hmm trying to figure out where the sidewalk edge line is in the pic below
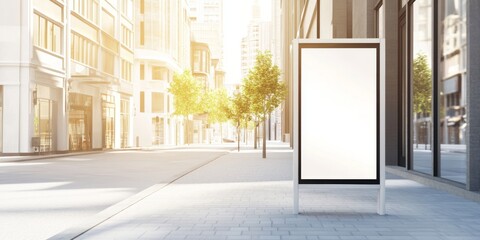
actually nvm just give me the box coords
[47,151,229,240]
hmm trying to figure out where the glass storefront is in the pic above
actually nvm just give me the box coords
[152,117,164,145]
[439,0,467,183]
[411,0,434,175]
[102,94,115,149]
[69,93,92,151]
[120,98,130,148]
[34,98,55,152]
[406,0,468,184]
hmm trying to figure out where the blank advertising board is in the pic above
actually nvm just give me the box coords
[292,39,385,215]
[298,42,380,184]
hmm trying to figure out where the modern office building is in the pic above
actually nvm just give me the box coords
[0,0,135,154]
[240,1,272,80]
[133,0,191,147]
[282,0,479,191]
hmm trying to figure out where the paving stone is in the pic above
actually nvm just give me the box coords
[64,144,480,240]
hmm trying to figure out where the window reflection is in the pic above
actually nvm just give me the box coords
[439,0,467,183]
[412,0,433,175]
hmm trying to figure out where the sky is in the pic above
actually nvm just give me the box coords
[223,0,272,85]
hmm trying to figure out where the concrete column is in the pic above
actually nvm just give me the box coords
[2,85,20,153]
[467,0,480,191]
[56,87,68,152]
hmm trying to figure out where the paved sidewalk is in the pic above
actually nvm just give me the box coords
[58,143,480,240]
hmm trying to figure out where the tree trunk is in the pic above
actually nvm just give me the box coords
[254,123,258,149]
[185,118,189,145]
[237,128,241,152]
[263,118,267,158]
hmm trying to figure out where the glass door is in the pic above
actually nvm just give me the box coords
[68,93,92,151]
[102,95,115,149]
[410,0,434,175]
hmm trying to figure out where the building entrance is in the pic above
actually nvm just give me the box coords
[102,94,115,149]
[69,93,92,151]
[34,98,55,152]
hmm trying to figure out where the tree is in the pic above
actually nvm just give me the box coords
[203,88,229,125]
[168,70,203,144]
[225,91,251,152]
[244,51,286,158]
[202,88,230,143]
[412,53,432,149]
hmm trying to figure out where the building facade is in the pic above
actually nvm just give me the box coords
[282,0,480,191]
[133,0,191,147]
[0,0,134,154]
[188,0,225,144]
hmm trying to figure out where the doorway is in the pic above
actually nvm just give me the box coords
[69,93,92,151]
[102,94,115,149]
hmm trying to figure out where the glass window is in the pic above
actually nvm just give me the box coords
[140,21,145,45]
[152,117,164,145]
[102,9,115,36]
[71,32,98,68]
[102,95,115,149]
[33,13,62,54]
[439,0,467,183]
[152,66,167,80]
[122,59,132,81]
[411,0,433,175]
[140,92,145,112]
[151,92,164,113]
[193,50,201,71]
[120,99,130,148]
[140,64,145,80]
[102,50,115,75]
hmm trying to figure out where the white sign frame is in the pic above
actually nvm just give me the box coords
[292,39,386,215]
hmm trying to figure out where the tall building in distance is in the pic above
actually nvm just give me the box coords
[241,0,282,141]
[133,0,191,147]
[0,0,135,154]
[240,1,272,80]
[188,0,225,89]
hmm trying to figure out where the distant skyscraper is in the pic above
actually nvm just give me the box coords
[188,0,224,68]
[241,0,282,141]
[240,1,272,80]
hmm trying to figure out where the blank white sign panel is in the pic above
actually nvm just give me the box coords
[300,47,377,180]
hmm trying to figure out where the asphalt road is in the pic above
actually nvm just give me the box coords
[0,146,233,240]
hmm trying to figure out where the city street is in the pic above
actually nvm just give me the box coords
[0,146,234,240]
[412,149,466,183]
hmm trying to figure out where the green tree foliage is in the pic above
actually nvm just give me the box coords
[244,51,286,158]
[202,88,229,124]
[169,70,203,116]
[225,91,251,152]
[413,53,432,114]
[168,70,203,144]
